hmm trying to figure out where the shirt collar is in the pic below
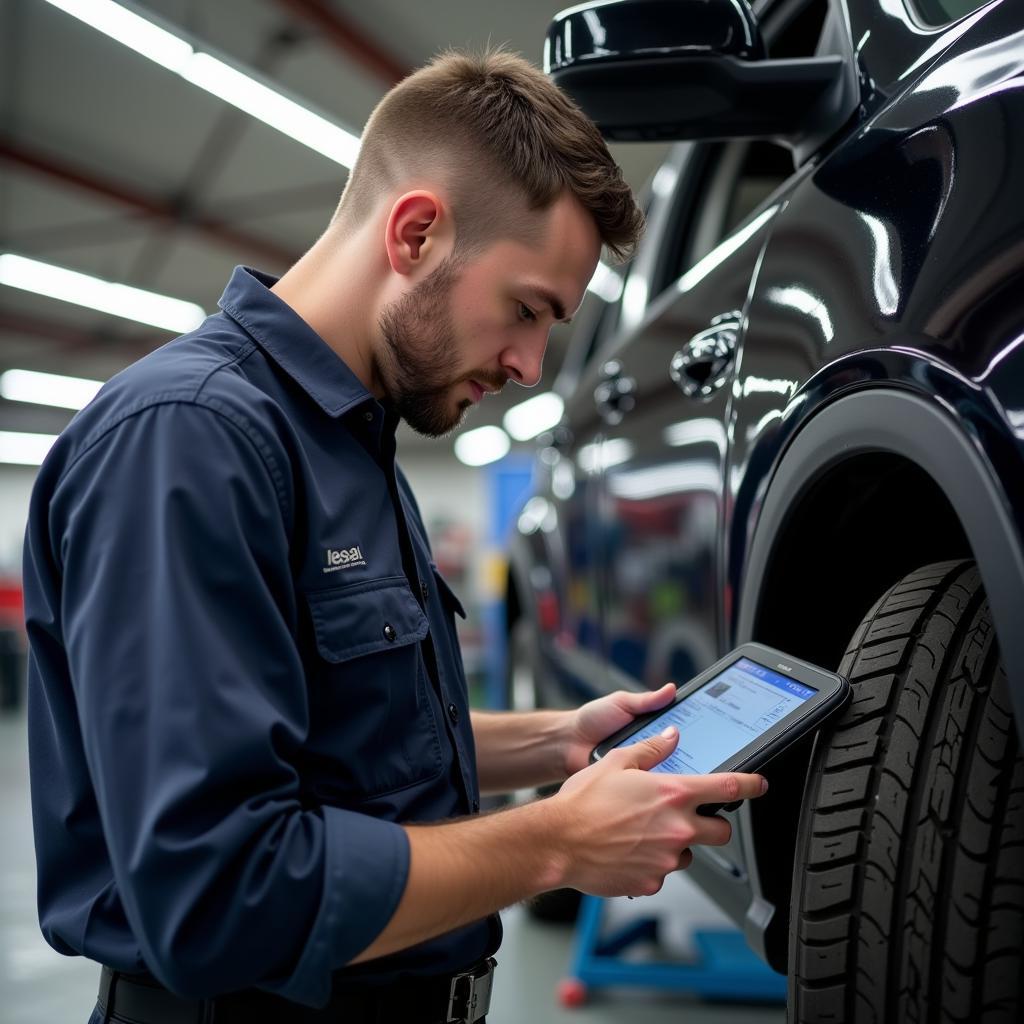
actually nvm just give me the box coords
[217,266,374,419]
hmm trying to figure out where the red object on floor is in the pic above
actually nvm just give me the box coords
[556,977,588,1008]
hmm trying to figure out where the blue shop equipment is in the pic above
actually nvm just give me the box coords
[558,893,787,1008]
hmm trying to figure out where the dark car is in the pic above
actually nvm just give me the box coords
[506,0,1024,1019]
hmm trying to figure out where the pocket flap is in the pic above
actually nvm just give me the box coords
[431,565,467,619]
[306,577,428,663]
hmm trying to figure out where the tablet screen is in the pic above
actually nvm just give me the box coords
[617,657,818,774]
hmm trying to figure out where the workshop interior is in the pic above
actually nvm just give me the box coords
[2,1,1022,1022]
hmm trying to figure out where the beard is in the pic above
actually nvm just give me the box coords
[376,255,504,437]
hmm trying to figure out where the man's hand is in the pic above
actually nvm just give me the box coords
[550,727,768,897]
[562,682,678,777]
[352,724,768,965]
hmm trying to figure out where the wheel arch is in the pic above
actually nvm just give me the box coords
[733,385,1024,970]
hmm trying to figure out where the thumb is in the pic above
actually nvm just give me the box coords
[623,682,676,715]
[621,726,678,771]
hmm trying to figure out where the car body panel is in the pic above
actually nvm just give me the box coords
[597,206,780,695]
[510,0,1024,970]
[733,382,1024,960]
[729,0,1024,668]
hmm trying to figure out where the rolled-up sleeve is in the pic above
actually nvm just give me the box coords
[51,399,409,1006]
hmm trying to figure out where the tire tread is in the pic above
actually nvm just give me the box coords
[790,561,1024,1023]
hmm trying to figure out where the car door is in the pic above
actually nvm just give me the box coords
[596,140,797,693]
[523,290,624,707]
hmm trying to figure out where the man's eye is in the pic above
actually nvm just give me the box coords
[518,302,537,323]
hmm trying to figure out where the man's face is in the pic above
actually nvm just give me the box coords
[375,192,601,438]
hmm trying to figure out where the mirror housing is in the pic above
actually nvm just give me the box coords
[544,0,855,149]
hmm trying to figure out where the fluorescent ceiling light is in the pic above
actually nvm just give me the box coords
[0,254,205,333]
[183,54,360,167]
[43,0,192,71]
[0,431,59,466]
[517,496,556,536]
[503,392,565,442]
[0,369,103,411]
[42,0,360,168]
[454,426,511,467]
[587,262,623,303]
[551,460,575,500]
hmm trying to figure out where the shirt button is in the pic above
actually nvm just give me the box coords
[447,702,460,725]
[364,410,374,422]
[420,581,429,600]
[383,623,397,642]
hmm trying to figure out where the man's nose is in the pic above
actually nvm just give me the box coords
[500,330,547,388]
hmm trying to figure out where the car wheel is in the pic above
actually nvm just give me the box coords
[507,615,584,923]
[789,560,1024,1022]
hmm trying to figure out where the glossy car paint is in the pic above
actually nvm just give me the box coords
[544,0,767,68]
[732,0,1024,694]
[509,0,1023,970]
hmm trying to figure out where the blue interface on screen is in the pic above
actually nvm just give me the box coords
[616,658,818,775]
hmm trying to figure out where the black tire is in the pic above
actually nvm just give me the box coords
[790,560,1024,1023]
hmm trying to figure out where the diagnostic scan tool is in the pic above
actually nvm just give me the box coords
[591,642,850,815]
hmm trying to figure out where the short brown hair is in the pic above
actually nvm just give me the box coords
[332,47,644,262]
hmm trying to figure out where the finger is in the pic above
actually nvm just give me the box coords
[620,683,676,714]
[692,814,732,847]
[683,771,768,803]
[617,725,678,771]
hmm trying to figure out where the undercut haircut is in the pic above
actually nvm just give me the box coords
[332,47,644,262]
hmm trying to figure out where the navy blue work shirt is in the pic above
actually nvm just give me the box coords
[23,266,500,1008]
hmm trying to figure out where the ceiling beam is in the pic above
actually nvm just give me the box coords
[0,139,299,270]
[0,310,155,364]
[274,0,409,86]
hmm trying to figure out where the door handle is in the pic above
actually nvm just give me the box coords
[594,359,636,425]
[670,311,741,398]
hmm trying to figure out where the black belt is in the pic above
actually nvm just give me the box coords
[97,958,496,1024]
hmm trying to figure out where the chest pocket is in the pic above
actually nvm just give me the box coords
[429,563,471,693]
[305,576,444,800]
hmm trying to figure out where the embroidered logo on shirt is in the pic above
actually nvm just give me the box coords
[323,546,366,573]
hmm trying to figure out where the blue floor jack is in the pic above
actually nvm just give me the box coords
[557,894,788,1008]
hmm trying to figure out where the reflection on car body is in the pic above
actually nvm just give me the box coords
[508,0,1024,1019]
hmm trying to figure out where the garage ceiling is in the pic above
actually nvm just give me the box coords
[0,0,668,451]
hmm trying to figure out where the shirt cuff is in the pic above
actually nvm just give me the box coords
[261,807,410,1007]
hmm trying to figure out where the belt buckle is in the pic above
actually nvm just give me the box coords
[447,957,496,1023]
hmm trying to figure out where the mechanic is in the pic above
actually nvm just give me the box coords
[23,49,768,1024]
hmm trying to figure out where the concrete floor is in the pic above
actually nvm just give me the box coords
[1,707,786,1024]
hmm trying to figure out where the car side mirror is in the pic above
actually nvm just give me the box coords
[544,0,855,151]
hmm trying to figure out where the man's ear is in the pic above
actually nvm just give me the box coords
[384,191,452,276]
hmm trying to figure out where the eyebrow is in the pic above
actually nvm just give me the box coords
[523,285,572,324]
